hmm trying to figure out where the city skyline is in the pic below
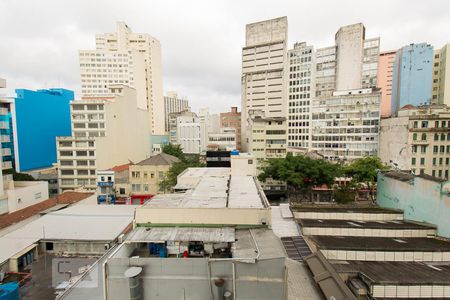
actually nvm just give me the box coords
[2,0,450,113]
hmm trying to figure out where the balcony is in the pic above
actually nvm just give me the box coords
[2,161,12,169]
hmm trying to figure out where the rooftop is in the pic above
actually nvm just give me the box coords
[333,261,450,285]
[135,153,179,166]
[298,219,436,230]
[145,174,268,209]
[310,236,450,252]
[125,227,235,243]
[0,204,135,264]
[111,163,132,172]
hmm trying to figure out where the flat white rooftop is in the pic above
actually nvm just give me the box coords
[145,175,266,209]
[0,205,135,264]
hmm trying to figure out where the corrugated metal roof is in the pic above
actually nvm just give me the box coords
[125,227,235,243]
[0,205,135,264]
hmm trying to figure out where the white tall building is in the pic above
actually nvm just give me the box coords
[164,91,189,132]
[57,85,150,193]
[287,42,315,148]
[176,113,205,154]
[241,17,288,151]
[79,22,165,134]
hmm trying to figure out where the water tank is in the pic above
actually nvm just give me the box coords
[230,150,240,156]
[0,282,19,300]
[124,267,143,300]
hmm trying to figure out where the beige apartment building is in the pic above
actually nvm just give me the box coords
[379,104,450,179]
[241,17,288,151]
[248,117,287,170]
[128,153,179,195]
[432,44,450,106]
[57,85,150,193]
[79,22,165,134]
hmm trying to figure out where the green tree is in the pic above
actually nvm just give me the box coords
[343,156,389,202]
[258,154,341,201]
[162,144,184,160]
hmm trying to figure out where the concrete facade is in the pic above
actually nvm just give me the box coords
[241,17,288,151]
[248,117,287,169]
[377,171,450,238]
[378,50,396,117]
[57,86,150,192]
[163,91,189,132]
[287,42,314,148]
[220,107,241,150]
[433,44,450,106]
[391,43,433,115]
[379,105,450,178]
[79,22,164,134]
[311,89,380,160]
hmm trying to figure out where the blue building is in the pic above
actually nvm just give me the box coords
[13,89,74,171]
[391,43,433,115]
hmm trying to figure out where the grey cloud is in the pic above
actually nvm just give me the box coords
[1,0,450,113]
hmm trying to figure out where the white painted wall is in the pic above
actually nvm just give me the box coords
[6,181,49,212]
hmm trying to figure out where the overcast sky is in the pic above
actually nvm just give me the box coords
[1,0,450,113]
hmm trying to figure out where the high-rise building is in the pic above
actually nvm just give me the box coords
[311,89,380,160]
[379,104,450,179]
[391,43,433,115]
[220,107,241,150]
[432,44,450,106]
[13,89,74,171]
[287,42,315,148]
[241,17,288,151]
[164,91,189,132]
[175,113,205,154]
[378,50,396,117]
[79,22,164,134]
[310,23,381,160]
[57,85,150,193]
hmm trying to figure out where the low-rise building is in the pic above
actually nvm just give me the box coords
[207,128,236,151]
[129,153,179,196]
[220,107,241,150]
[96,170,115,204]
[248,117,287,169]
[379,104,450,178]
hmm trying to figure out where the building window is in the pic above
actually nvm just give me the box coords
[434,133,439,141]
[421,121,428,128]
[432,157,436,166]
[411,157,416,165]
[143,184,149,192]
[413,121,418,128]
[151,172,155,179]
[412,133,417,141]
[434,146,438,153]
[131,171,140,178]
[131,184,141,192]
[421,145,427,153]
[420,157,425,165]
[432,170,436,177]
[248,159,253,164]
[421,133,427,141]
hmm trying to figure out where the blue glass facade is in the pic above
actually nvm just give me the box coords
[391,43,433,114]
[14,88,74,171]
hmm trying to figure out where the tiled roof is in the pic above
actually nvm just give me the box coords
[0,192,93,230]
[111,163,132,172]
[135,153,180,166]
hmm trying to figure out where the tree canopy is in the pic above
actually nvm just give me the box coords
[161,143,184,160]
[258,154,341,190]
[343,156,388,186]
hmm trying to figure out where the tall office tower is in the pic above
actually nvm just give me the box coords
[391,43,433,115]
[241,16,288,151]
[220,107,241,150]
[432,44,450,106]
[287,42,315,148]
[164,91,189,132]
[315,46,336,98]
[57,86,150,193]
[378,50,396,117]
[310,23,381,160]
[79,22,164,134]
[335,23,365,91]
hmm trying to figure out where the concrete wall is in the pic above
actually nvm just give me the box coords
[44,240,112,255]
[6,181,49,213]
[302,227,435,237]
[379,116,410,169]
[105,256,285,300]
[135,207,272,226]
[294,211,403,221]
[377,173,450,238]
[321,249,450,262]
